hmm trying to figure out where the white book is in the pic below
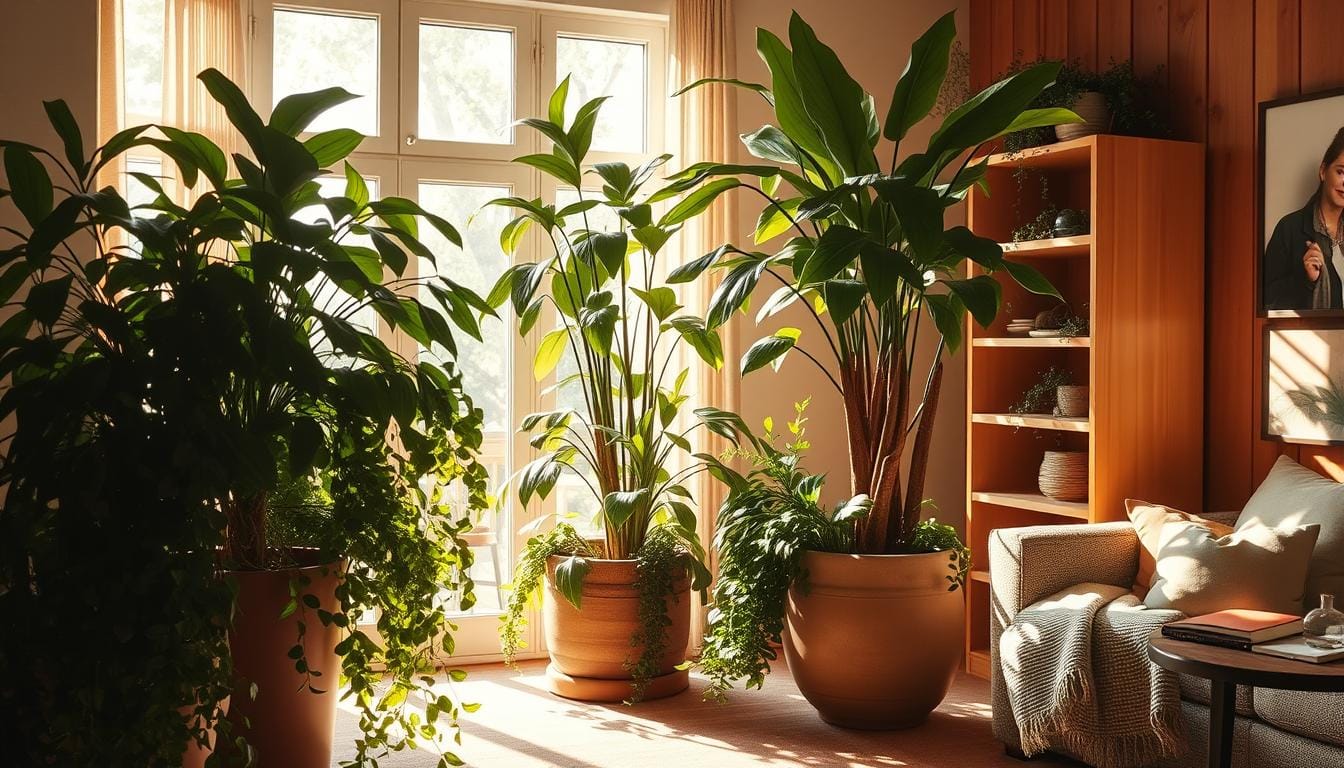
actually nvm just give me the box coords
[1252,636,1344,664]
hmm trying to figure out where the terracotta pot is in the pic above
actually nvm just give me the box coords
[180,696,227,768]
[543,555,690,702]
[224,550,344,767]
[1055,91,1111,141]
[783,550,964,729]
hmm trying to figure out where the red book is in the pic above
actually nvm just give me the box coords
[1167,609,1303,644]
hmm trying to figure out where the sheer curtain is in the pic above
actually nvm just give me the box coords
[164,0,248,193]
[672,0,737,642]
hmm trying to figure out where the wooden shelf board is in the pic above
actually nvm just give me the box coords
[970,491,1090,519]
[972,336,1090,348]
[967,649,992,679]
[972,413,1089,432]
[1000,234,1092,258]
[986,135,1094,170]
[970,570,991,584]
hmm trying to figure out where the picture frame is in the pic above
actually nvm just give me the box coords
[1262,324,1344,446]
[1259,86,1344,317]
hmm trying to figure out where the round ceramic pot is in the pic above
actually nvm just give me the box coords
[224,550,345,767]
[783,550,964,729]
[1038,450,1089,502]
[1055,91,1111,141]
[544,555,691,702]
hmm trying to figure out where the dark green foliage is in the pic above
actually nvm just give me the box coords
[0,70,487,766]
[1004,59,1170,151]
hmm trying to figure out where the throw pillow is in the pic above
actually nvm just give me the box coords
[1144,521,1320,615]
[1125,499,1235,599]
[1237,455,1344,611]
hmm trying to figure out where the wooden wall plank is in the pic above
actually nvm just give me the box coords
[1042,0,1069,59]
[971,0,994,91]
[1066,0,1097,69]
[1301,0,1344,92]
[1096,0,1131,66]
[1132,0,1169,95]
[1204,0,1253,510]
[991,0,1016,78]
[1014,0,1043,62]
[1167,0,1208,143]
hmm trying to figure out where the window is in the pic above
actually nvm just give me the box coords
[251,0,667,660]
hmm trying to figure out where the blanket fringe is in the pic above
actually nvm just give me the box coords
[1017,663,1093,756]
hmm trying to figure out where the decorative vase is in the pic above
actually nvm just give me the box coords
[1052,209,1089,237]
[1054,385,1089,418]
[1039,450,1088,502]
[223,550,345,768]
[783,550,963,729]
[543,555,691,702]
[1304,594,1344,649]
[1055,91,1111,141]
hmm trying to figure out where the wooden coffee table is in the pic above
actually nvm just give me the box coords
[1148,630,1344,768]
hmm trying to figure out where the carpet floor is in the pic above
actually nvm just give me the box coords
[332,659,1084,767]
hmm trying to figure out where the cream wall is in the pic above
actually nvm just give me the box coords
[0,1,100,244]
[729,0,970,531]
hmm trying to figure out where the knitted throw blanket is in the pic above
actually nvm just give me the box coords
[1000,583,1187,768]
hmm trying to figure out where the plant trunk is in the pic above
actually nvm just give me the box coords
[224,491,267,569]
[898,361,943,547]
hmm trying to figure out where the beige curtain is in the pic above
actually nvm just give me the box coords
[672,0,738,645]
[164,0,248,196]
[97,0,125,191]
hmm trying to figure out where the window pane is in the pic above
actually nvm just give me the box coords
[416,182,512,434]
[273,9,379,136]
[122,0,164,123]
[418,23,514,144]
[555,36,646,153]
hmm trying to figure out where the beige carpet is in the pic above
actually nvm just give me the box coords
[333,660,1083,767]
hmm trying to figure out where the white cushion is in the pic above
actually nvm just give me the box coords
[1237,456,1344,611]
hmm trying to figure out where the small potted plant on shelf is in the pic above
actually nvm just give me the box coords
[1004,59,1169,150]
[0,71,490,767]
[491,78,717,704]
[674,12,1069,728]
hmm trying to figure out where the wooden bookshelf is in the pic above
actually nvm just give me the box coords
[963,134,1205,679]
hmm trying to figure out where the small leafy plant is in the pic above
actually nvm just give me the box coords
[1012,366,1073,415]
[1004,59,1169,151]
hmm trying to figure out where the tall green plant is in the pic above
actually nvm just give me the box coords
[491,79,734,691]
[0,70,488,766]
[672,12,1071,553]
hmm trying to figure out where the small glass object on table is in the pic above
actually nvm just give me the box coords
[1304,594,1344,649]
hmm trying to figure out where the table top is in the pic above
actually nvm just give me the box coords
[1148,630,1344,692]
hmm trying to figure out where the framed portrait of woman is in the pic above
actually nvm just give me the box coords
[1261,88,1344,316]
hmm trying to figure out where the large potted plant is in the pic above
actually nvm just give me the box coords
[491,78,720,703]
[673,13,1072,728]
[0,71,490,767]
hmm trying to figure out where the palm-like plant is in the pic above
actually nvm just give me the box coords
[671,12,1072,552]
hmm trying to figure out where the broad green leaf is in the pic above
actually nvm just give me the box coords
[660,178,740,227]
[343,162,369,209]
[1003,259,1061,299]
[673,77,772,102]
[944,275,1001,328]
[515,152,581,187]
[883,11,955,141]
[196,68,266,153]
[756,28,838,183]
[833,494,872,524]
[823,279,867,324]
[668,244,735,284]
[553,555,590,610]
[923,292,963,352]
[160,127,228,188]
[549,75,571,127]
[740,124,804,166]
[4,146,52,226]
[23,274,72,325]
[799,224,864,285]
[929,61,1063,159]
[602,489,649,533]
[668,316,724,369]
[519,454,565,504]
[270,86,359,136]
[788,12,878,176]
[943,226,1003,269]
[1002,107,1084,136]
[304,129,364,168]
[42,100,85,173]
[707,259,767,329]
[579,303,618,355]
[741,327,801,374]
[632,286,681,321]
[873,177,944,258]
[754,198,802,244]
[858,241,921,305]
[534,328,568,381]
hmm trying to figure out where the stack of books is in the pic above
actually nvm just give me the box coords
[1161,609,1303,652]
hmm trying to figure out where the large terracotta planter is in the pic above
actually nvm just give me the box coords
[224,551,344,767]
[543,555,690,702]
[783,550,964,729]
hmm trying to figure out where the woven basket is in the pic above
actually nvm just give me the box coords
[1054,385,1089,418]
[1039,450,1088,502]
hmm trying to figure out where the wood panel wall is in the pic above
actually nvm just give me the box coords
[969,0,1344,511]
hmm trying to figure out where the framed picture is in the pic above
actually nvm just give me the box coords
[1259,87,1344,317]
[1264,325,1344,445]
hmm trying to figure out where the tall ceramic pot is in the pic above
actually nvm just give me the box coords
[224,550,345,767]
[543,555,690,702]
[1055,91,1110,140]
[783,550,964,729]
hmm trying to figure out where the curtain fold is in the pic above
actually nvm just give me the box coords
[97,0,125,191]
[672,0,738,645]
[164,0,248,196]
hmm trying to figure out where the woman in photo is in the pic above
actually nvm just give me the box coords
[1264,127,1344,311]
